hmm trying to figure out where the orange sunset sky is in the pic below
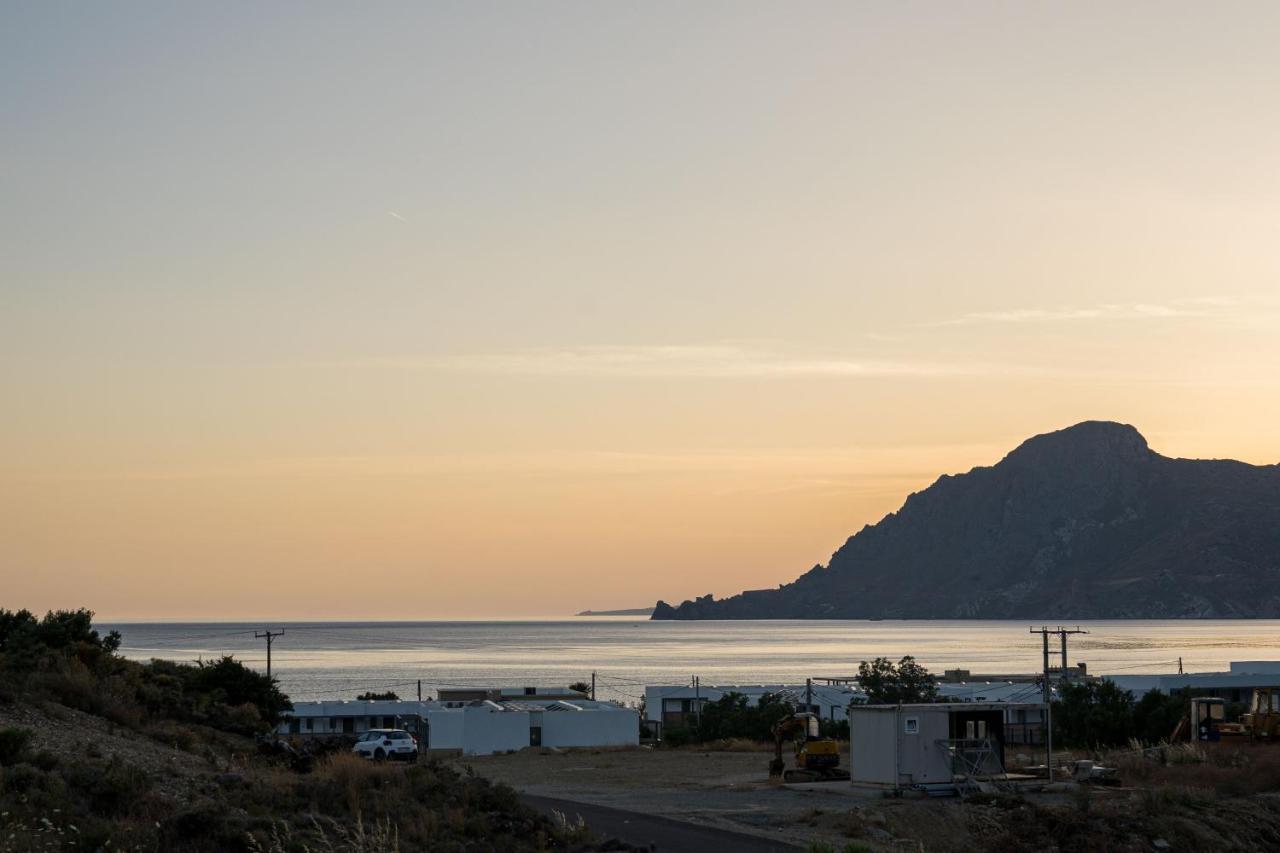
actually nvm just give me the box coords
[3,3,1279,619]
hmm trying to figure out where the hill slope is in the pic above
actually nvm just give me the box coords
[652,421,1280,619]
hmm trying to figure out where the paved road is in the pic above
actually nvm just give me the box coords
[521,794,801,852]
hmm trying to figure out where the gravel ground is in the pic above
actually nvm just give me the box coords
[0,700,242,809]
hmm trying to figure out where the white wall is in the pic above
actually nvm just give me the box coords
[461,705,531,755]
[848,707,898,787]
[423,709,465,751]
[279,699,638,756]
[542,708,638,749]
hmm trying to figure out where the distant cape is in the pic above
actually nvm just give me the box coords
[653,421,1280,620]
[576,607,655,617]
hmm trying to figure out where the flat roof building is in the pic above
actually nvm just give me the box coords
[277,698,637,756]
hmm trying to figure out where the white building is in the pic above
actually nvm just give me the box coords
[643,680,1053,745]
[1105,661,1280,704]
[278,698,638,756]
[643,684,862,728]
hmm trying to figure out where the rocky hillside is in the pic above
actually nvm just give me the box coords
[652,421,1280,619]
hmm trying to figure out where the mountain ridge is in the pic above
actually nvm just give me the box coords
[652,421,1280,620]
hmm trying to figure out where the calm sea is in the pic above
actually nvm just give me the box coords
[102,619,1280,705]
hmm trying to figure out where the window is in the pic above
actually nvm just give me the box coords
[904,717,919,735]
[530,726,542,746]
[289,718,300,734]
[525,687,537,696]
[305,718,313,732]
[383,716,395,728]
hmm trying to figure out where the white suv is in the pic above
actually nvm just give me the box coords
[352,729,419,762]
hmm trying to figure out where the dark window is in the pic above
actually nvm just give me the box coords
[530,726,542,746]
[525,687,537,695]
[342,718,354,734]
[289,718,300,734]
[383,716,395,728]
[305,718,313,731]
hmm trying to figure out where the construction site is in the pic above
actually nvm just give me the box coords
[456,629,1280,851]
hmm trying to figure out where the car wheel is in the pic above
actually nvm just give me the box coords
[374,747,386,761]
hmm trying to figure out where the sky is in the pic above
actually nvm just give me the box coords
[3,2,1279,620]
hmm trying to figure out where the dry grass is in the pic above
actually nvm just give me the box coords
[316,753,410,817]
[1102,741,1280,798]
[672,737,773,752]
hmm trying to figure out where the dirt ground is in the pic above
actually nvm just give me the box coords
[450,745,933,849]
[449,745,1280,852]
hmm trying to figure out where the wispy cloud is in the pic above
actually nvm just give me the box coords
[412,345,1023,379]
[387,210,408,222]
[929,296,1239,327]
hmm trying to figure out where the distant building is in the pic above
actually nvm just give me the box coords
[1105,661,1280,704]
[436,686,588,703]
[644,680,1053,745]
[277,698,637,756]
[643,684,862,729]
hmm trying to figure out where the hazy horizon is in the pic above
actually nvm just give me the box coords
[5,3,1280,620]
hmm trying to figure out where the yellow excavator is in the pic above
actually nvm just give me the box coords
[768,712,849,782]
[1243,687,1280,741]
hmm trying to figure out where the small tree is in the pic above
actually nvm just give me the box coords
[568,681,592,696]
[1053,680,1135,748]
[856,656,939,704]
[357,690,400,701]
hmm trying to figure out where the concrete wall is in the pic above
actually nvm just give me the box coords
[461,705,531,755]
[542,708,638,749]
[423,709,465,751]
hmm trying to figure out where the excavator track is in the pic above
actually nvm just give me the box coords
[783,768,850,783]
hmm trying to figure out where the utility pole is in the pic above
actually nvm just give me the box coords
[255,629,284,678]
[417,679,422,702]
[806,677,813,715]
[1030,626,1088,782]
[694,675,701,728]
[1178,657,1183,675]
[591,671,596,701]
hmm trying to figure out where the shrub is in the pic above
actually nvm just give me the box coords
[0,727,32,765]
[1053,680,1136,748]
[60,757,154,817]
[662,726,693,747]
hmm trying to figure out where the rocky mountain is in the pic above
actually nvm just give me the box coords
[652,421,1280,620]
